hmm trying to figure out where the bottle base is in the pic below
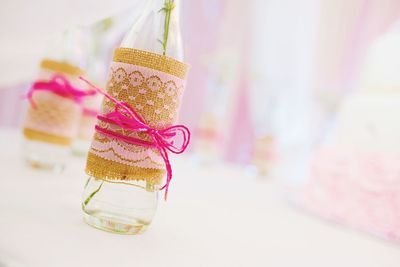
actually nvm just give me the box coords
[25,157,65,173]
[23,138,69,173]
[82,209,149,235]
[81,176,158,235]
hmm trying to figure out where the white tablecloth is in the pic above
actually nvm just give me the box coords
[0,128,399,267]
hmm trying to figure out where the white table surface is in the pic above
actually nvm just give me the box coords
[0,128,399,267]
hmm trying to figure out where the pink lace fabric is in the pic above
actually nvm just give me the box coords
[89,62,187,170]
[301,146,400,242]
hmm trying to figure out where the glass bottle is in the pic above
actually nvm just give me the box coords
[22,28,88,171]
[82,0,184,234]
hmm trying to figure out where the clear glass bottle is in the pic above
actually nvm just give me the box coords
[22,28,88,171]
[82,0,184,234]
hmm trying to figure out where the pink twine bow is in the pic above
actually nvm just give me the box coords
[26,74,96,108]
[79,76,190,200]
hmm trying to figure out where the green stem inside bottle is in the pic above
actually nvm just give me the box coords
[160,0,175,55]
[82,181,104,209]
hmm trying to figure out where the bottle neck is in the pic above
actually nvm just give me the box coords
[44,28,88,69]
[121,0,183,60]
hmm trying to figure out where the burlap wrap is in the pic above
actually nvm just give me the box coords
[85,48,189,185]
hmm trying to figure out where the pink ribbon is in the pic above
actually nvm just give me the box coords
[82,107,99,117]
[80,76,190,200]
[26,74,96,108]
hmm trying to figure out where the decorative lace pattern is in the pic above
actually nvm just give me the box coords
[23,91,81,145]
[86,48,189,183]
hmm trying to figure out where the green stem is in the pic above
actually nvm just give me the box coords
[160,0,175,55]
[82,181,104,209]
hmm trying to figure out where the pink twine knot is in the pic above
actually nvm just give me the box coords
[26,74,96,108]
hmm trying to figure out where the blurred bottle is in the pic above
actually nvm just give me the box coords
[71,93,102,157]
[71,21,110,157]
[82,0,184,234]
[22,28,90,171]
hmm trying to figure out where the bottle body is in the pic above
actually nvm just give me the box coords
[82,177,158,234]
[22,64,82,171]
[81,0,184,234]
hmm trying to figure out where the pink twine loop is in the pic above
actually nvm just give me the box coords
[25,74,96,108]
[79,76,190,200]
